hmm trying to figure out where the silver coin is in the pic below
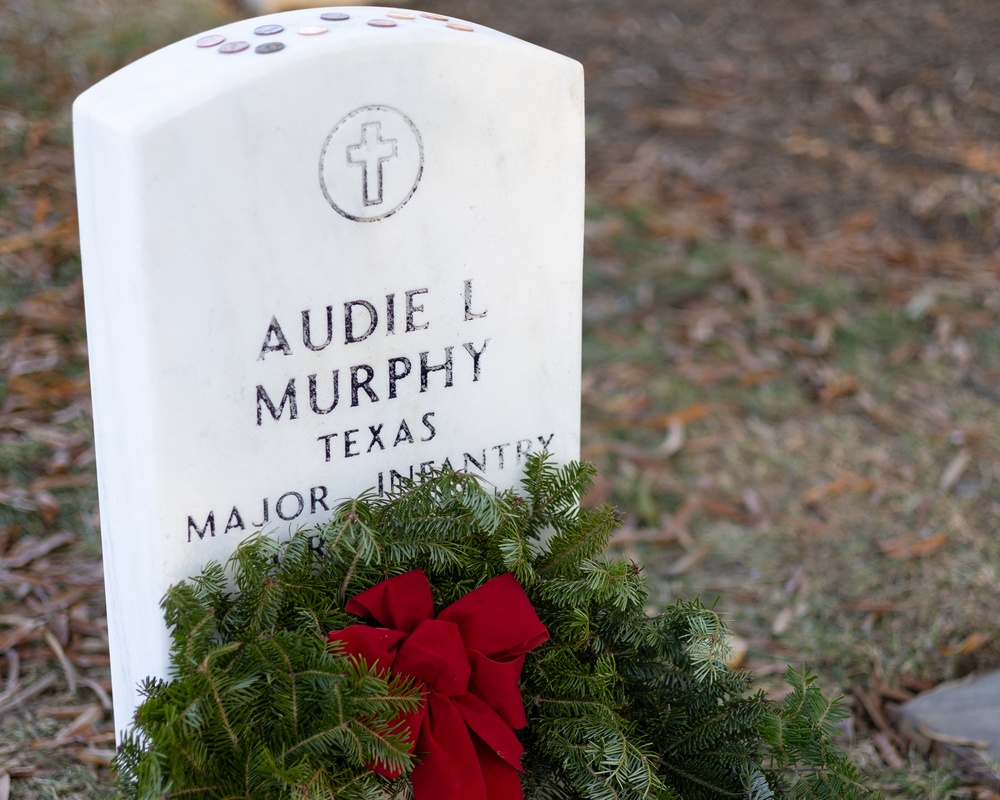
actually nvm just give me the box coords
[218,41,249,53]
[196,34,226,48]
[255,41,285,54]
[254,24,284,35]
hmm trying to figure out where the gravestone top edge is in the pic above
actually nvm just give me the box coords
[74,6,583,136]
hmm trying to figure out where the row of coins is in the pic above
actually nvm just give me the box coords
[195,11,474,55]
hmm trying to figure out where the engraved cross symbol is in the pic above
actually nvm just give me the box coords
[346,122,398,207]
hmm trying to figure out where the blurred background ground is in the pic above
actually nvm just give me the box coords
[1,0,999,797]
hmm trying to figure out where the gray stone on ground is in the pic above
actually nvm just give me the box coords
[898,670,1000,769]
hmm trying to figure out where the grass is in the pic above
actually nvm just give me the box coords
[2,1,1000,798]
[581,201,1000,796]
[0,1,238,797]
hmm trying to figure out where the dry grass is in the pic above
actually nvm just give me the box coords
[0,1,236,796]
[2,1,1000,798]
[581,202,1000,797]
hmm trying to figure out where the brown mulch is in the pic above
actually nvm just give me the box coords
[2,0,999,795]
[435,0,1000,265]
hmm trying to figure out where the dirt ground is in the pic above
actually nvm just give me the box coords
[2,0,1000,797]
[433,0,1000,257]
[419,0,1000,792]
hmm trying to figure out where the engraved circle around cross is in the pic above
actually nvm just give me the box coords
[319,105,424,222]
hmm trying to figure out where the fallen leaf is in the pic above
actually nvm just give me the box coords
[0,217,77,256]
[0,532,75,569]
[819,373,859,404]
[899,674,938,693]
[772,607,794,636]
[597,391,649,418]
[939,631,992,656]
[609,524,680,548]
[4,374,90,410]
[802,474,875,507]
[839,208,878,234]
[784,133,833,158]
[727,634,749,668]
[742,488,764,517]
[939,449,971,492]
[34,490,60,526]
[0,619,44,652]
[660,419,685,456]
[31,195,51,228]
[856,391,899,431]
[731,261,768,315]
[877,532,949,558]
[606,441,670,470]
[631,106,706,129]
[701,496,747,521]
[0,672,58,713]
[842,599,911,613]
[739,368,781,388]
[29,474,91,492]
[665,547,707,576]
[36,705,102,747]
[78,679,113,712]
[44,629,77,694]
[872,731,904,769]
[642,402,711,428]
[71,747,114,767]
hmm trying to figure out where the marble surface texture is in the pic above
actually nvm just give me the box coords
[74,7,583,735]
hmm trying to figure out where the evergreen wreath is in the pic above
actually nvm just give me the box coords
[116,455,880,800]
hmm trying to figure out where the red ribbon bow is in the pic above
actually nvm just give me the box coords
[328,570,549,800]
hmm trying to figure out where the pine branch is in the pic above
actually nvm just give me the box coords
[116,455,879,800]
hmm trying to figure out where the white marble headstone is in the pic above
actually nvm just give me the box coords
[74,8,583,735]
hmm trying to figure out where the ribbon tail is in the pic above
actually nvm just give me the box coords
[454,692,524,769]
[412,694,487,800]
[473,735,527,800]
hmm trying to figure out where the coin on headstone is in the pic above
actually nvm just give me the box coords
[196,34,226,48]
